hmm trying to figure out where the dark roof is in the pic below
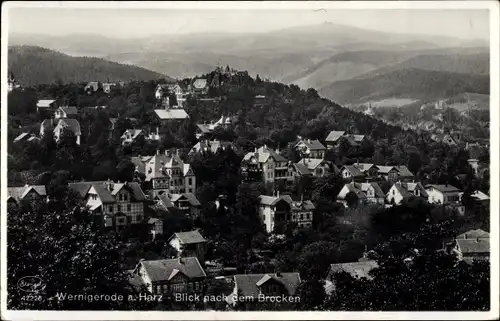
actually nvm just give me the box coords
[456,239,490,254]
[171,230,206,244]
[234,273,301,297]
[328,260,378,280]
[140,257,206,282]
[8,185,47,201]
[59,106,78,115]
[293,162,312,175]
[325,131,346,143]
[297,139,326,151]
[456,229,490,240]
[395,165,414,177]
[68,181,146,203]
[426,184,461,193]
[342,165,364,178]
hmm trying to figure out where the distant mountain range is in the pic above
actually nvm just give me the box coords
[8,22,489,108]
[8,46,169,85]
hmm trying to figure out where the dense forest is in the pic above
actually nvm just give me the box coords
[7,69,490,310]
[8,46,169,85]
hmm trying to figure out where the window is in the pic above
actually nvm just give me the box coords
[117,205,121,212]
[392,189,395,195]
[119,194,123,201]
[123,194,128,201]
[127,204,131,212]
[300,214,304,220]
[188,188,192,193]
[137,215,142,222]
[109,206,113,213]
[307,213,310,220]
[127,216,132,224]
[188,178,192,185]
[156,285,162,294]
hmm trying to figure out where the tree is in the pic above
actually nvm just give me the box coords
[7,187,156,310]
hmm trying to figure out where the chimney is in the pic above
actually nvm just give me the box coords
[164,150,169,156]
[276,271,282,277]
[156,127,159,135]
[277,190,280,198]
[156,150,160,156]
[176,149,179,156]
[254,147,257,153]
[178,257,183,264]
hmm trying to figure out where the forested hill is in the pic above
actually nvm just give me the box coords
[8,46,170,85]
[9,68,486,191]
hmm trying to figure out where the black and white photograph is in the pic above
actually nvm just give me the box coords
[1,1,498,319]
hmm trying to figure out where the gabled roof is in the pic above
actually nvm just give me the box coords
[85,82,99,91]
[456,238,490,254]
[361,182,385,198]
[293,162,312,175]
[325,131,346,143]
[456,229,490,240]
[170,193,201,207]
[139,257,206,282]
[295,139,326,151]
[233,273,301,298]
[376,165,396,174]
[470,190,489,201]
[341,165,364,178]
[243,146,288,164]
[189,140,235,154]
[8,185,47,201]
[68,181,146,203]
[196,124,212,134]
[280,195,315,211]
[55,118,82,136]
[426,184,461,193]
[145,154,193,181]
[395,165,414,177]
[154,109,190,120]
[121,129,144,141]
[58,106,78,115]
[297,158,326,170]
[37,99,56,108]
[171,230,206,244]
[328,260,378,279]
[13,132,29,142]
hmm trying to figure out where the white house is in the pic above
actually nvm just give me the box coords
[336,182,385,207]
[258,193,315,233]
[386,182,428,205]
[294,139,326,159]
[55,106,78,119]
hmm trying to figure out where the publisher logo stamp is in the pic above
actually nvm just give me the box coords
[17,276,46,293]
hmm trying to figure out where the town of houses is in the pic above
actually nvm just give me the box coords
[7,65,490,310]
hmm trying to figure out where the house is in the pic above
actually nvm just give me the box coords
[13,132,40,144]
[376,165,414,182]
[293,158,338,178]
[168,230,207,262]
[456,229,489,240]
[102,83,116,93]
[325,260,378,294]
[128,257,207,296]
[453,238,489,264]
[425,184,461,205]
[40,118,82,145]
[154,192,201,218]
[258,193,315,233]
[144,150,196,198]
[120,129,145,146]
[188,140,236,155]
[195,115,234,140]
[130,156,152,175]
[7,185,47,204]
[336,182,385,207]
[155,83,186,101]
[325,131,366,149]
[8,72,21,92]
[340,163,379,182]
[467,159,480,177]
[386,182,428,205]
[460,190,489,215]
[36,99,57,112]
[190,78,208,95]
[226,272,301,307]
[294,139,326,159]
[84,81,100,94]
[431,133,458,146]
[241,145,293,183]
[148,218,164,240]
[253,95,267,108]
[154,108,190,121]
[55,106,78,119]
[68,180,147,231]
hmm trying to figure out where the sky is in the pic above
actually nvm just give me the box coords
[7,6,490,41]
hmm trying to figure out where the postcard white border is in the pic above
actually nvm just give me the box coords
[1,1,499,320]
